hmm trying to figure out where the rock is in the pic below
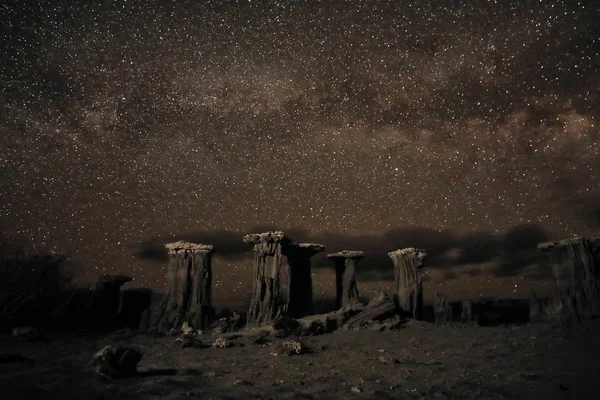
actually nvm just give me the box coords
[208,312,245,334]
[296,305,364,336]
[327,250,365,308]
[118,287,152,329]
[377,355,399,364]
[212,337,229,348]
[378,315,403,332]
[151,243,215,334]
[285,243,325,317]
[345,299,396,329]
[351,386,362,393]
[12,326,42,341]
[388,248,427,319]
[461,300,474,324]
[282,339,308,355]
[538,237,600,325]
[434,293,452,324]
[93,274,133,331]
[93,345,142,378]
[245,232,290,326]
[181,321,196,336]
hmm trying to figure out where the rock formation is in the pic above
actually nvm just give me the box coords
[538,237,600,325]
[461,300,474,324]
[345,294,396,329]
[434,293,452,324]
[528,289,545,323]
[93,274,133,331]
[284,243,325,318]
[388,248,427,319]
[244,231,290,326]
[118,288,152,329]
[146,242,214,334]
[93,346,142,378]
[327,250,364,309]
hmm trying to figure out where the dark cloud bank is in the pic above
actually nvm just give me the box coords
[134,223,554,282]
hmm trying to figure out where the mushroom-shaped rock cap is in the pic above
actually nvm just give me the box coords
[243,231,287,245]
[287,243,326,256]
[165,241,215,254]
[388,247,428,259]
[327,250,365,260]
[537,237,599,251]
[298,243,326,252]
[97,274,134,287]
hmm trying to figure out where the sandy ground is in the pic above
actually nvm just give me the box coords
[1,319,599,400]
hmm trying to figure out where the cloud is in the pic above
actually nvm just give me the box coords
[565,196,600,229]
[134,224,553,280]
[491,224,550,277]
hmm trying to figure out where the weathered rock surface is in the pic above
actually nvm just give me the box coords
[284,243,325,318]
[207,312,245,334]
[245,232,290,326]
[345,295,396,329]
[388,248,427,319]
[434,293,452,324]
[11,326,42,341]
[327,250,365,309]
[143,242,215,334]
[92,346,142,378]
[539,236,600,325]
[118,287,152,329]
[461,300,474,324]
[93,275,133,331]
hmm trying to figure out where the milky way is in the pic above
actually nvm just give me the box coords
[1,0,598,309]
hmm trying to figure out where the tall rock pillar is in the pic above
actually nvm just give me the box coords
[327,250,364,309]
[538,237,600,325]
[244,231,290,326]
[93,274,133,331]
[284,243,325,318]
[151,241,215,333]
[388,248,427,319]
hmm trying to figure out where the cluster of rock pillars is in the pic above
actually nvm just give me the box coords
[105,232,600,334]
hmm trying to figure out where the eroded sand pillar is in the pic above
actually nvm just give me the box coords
[284,243,325,318]
[152,242,214,333]
[388,248,427,319]
[244,231,290,326]
[327,250,364,309]
[93,274,133,331]
[538,237,600,324]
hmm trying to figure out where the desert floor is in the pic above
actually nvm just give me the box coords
[1,319,599,400]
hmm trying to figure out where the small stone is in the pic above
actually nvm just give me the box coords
[377,355,399,364]
[351,386,362,393]
[12,327,41,341]
[93,346,142,378]
[181,322,196,336]
[212,337,228,348]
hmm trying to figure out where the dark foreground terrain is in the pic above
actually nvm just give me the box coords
[1,319,599,400]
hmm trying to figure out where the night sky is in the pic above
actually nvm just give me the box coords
[1,0,598,310]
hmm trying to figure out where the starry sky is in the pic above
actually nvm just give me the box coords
[1,0,598,311]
